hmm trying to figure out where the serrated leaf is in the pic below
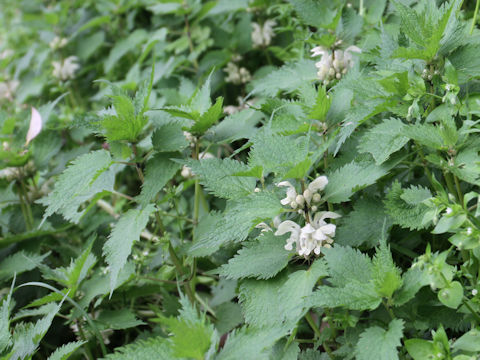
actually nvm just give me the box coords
[136,153,181,206]
[385,182,432,230]
[0,280,14,353]
[372,239,403,299]
[151,123,188,152]
[336,197,392,248]
[216,326,287,360]
[102,336,173,360]
[161,296,215,360]
[101,94,147,142]
[0,252,49,282]
[401,123,445,150]
[47,341,86,360]
[251,60,317,97]
[355,319,404,360]
[249,131,307,178]
[96,309,145,330]
[288,0,336,28]
[219,232,291,280]
[358,118,409,164]
[190,96,223,134]
[103,204,155,293]
[189,192,283,257]
[186,158,256,200]
[38,150,114,224]
[324,154,402,203]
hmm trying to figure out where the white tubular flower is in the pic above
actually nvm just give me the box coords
[275,220,301,251]
[52,56,80,81]
[311,46,328,57]
[278,181,298,207]
[344,46,361,68]
[304,175,328,204]
[255,222,272,233]
[251,20,276,48]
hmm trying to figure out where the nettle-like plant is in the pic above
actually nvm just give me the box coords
[2,0,480,359]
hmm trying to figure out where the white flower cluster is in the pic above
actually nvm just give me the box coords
[224,62,251,85]
[52,56,79,81]
[311,45,361,83]
[49,36,68,50]
[273,176,341,257]
[251,20,276,48]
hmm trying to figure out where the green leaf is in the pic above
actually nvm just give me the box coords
[190,96,224,134]
[0,251,49,282]
[136,153,182,206]
[103,204,155,293]
[96,309,144,330]
[251,60,317,97]
[283,158,312,179]
[8,300,64,360]
[405,339,438,360]
[38,150,114,224]
[401,123,445,150]
[216,326,287,360]
[47,341,86,360]
[288,0,336,28]
[336,197,392,248]
[384,181,431,230]
[324,154,402,203]
[219,232,291,280]
[0,279,14,353]
[372,239,403,299]
[186,158,256,200]
[393,267,429,306]
[453,328,480,352]
[151,123,188,152]
[438,280,463,309]
[101,94,147,142]
[249,131,307,178]
[308,86,331,121]
[189,192,283,257]
[355,319,404,360]
[239,274,287,328]
[103,336,173,360]
[189,73,213,115]
[358,118,409,165]
[161,296,215,360]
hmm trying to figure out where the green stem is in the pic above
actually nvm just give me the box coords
[305,312,321,339]
[193,141,201,230]
[0,225,73,248]
[416,145,435,188]
[383,300,396,320]
[454,175,464,207]
[305,312,334,358]
[463,299,480,324]
[471,0,480,35]
[444,170,457,201]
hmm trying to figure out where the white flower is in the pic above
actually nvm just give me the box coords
[52,56,80,81]
[473,289,478,296]
[251,20,276,48]
[311,45,361,83]
[25,107,42,145]
[224,62,251,84]
[275,211,341,256]
[303,175,328,204]
[277,181,298,207]
[49,36,68,50]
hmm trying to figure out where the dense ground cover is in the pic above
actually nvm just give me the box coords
[2,0,480,358]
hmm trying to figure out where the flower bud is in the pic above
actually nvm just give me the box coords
[312,193,321,202]
[254,187,261,193]
[290,201,298,209]
[311,205,318,212]
[295,194,305,206]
